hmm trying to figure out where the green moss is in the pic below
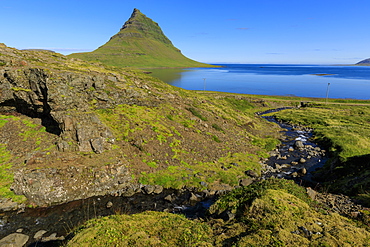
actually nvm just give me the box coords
[187,107,208,121]
[0,144,26,203]
[210,179,370,246]
[11,87,32,92]
[224,97,254,112]
[212,135,221,143]
[138,152,262,189]
[67,211,213,246]
[251,135,280,151]
[211,123,223,132]
[235,189,370,246]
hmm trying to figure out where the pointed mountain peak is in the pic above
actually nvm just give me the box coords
[113,8,172,45]
[69,9,215,68]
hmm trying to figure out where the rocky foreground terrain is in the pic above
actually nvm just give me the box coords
[0,43,281,209]
[1,44,370,246]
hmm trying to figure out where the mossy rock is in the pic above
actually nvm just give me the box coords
[238,189,370,246]
[209,179,370,246]
[67,211,213,247]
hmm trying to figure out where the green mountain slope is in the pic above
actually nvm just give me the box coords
[69,9,215,68]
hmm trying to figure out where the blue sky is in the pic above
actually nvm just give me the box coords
[1,0,369,64]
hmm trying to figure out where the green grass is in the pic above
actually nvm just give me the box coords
[67,211,213,247]
[138,152,262,189]
[273,104,370,162]
[187,107,208,121]
[0,144,26,203]
[209,178,370,246]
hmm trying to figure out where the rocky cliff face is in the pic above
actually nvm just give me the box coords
[0,45,146,206]
[0,67,116,153]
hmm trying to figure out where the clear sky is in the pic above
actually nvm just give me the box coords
[1,0,369,64]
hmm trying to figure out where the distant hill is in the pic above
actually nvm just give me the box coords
[69,9,215,68]
[356,58,370,65]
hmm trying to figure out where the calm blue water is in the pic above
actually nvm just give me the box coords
[149,64,370,100]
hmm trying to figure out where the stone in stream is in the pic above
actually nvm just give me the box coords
[299,158,307,163]
[189,193,201,202]
[299,168,307,175]
[106,201,113,208]
[34,230,48,240]
[41,233,65,242]
[0,233,29,247]
[288,146,294,152]
[294,140,305,149]
[164,195,174,202]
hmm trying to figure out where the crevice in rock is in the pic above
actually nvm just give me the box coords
[0,98,61,135]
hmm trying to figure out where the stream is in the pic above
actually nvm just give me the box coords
[0,107,327,246]
[258,107,327,185]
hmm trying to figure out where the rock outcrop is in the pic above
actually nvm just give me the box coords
[11,162,131,206]
[0,67,118,153]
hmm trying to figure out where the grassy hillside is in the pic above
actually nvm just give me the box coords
[69,9,215,68]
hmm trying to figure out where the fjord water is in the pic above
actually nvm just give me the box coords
[149,64,370,99]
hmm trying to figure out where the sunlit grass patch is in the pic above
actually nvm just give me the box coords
[67,211,213,247]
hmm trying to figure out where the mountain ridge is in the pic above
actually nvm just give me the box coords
[356,58,370,65]
[69,9,215,68]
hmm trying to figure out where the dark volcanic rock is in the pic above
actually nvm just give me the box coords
[11,163,132,206]
[0,68,126,153]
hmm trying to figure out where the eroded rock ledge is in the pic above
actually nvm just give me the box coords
[0,67,130,153]
[11,162,132,207]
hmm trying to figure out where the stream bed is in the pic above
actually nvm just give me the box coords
[0,108,327,246]
[258,108,327,185]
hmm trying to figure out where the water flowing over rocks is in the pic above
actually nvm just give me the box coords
[257,108,369,221]
[257,108,327,184]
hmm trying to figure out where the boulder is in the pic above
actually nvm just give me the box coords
[0,233,29,247]
[0,67,128,154]
[299,167,307,175]
[11,164,131,206]
[294,140,304,149]
[245,170,259,178]
[299,158,307,163]
[306,187,317,200]
[239,178,253,187]
[34,230,48,240]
